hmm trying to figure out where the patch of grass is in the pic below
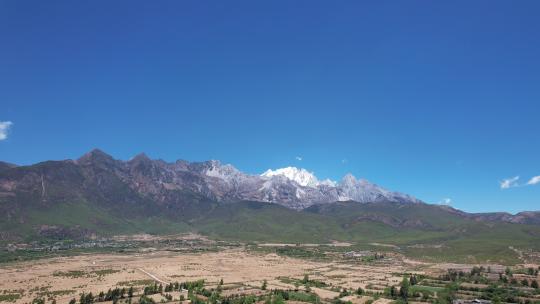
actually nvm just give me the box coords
[92,269,119,276]
[53,270,87,278]
[288,291,320,303]
[37,290,75,298]
[117,279,155,286]
[410,285,444,293]
[0,294,21,303]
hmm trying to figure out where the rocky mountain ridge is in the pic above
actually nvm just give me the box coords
[67,149,423,209]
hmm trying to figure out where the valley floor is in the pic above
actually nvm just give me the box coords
[3,242,537,304]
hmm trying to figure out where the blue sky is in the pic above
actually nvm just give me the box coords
[1,1,539,213]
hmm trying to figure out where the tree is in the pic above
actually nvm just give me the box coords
[128,286,134,298]
[356,287,364,295]
[220,278,224,285]
[531,280,539,289]
[521,279,529,287]
[69,299,76,304]
[85,292,94,304]
[409,275,417,286]
[261,280,268,290]
[302,274,309,284]
[399,277,409,301]
[389,286,397,298]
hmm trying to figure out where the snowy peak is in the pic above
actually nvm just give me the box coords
[261,167,322,187]
[258,167,421,206]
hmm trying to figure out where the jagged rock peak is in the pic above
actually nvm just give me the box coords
[77,148,115,165]
[341,173,357,185]
[130,152,151,161]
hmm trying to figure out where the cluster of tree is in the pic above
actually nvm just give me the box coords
[385,277,411,302]
[440,270,467,282]
[221,294,258,304]
[97,287,132,302]
[499,275,539,288]
[272,290,319,304]
[518,279,539,288]
[300,275,327,287]
[68,286,135,304]
[79,292,95,304]
[441,268,489,284]
[162,279,206,293]
[138,295,155,304]
[144,283,163,295]
[205,289,302,304]
[335,287,362,298]
[480,284,531,304]
[526,267,539,276]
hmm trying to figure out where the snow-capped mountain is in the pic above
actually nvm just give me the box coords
[262,167,318,187]
[141,156,423,209]
[0,149,423,212]
[256,166,422,208]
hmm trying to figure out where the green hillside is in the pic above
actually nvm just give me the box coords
[193,201,540,264]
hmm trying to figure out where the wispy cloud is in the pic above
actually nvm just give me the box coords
[500,176,520,189]
[527,176,540,186]
[500,175,540,189]
[435,198,452,205]
[295,156,303,161]
[0,121,13,140]
[341,158,348,164]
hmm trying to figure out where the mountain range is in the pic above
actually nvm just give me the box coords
[0,148,423,212]
[1,149,540,259]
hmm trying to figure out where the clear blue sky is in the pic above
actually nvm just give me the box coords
[1,1,539,213]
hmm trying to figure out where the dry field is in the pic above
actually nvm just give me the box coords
[0,246,500,304]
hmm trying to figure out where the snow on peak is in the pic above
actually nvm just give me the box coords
[261,167,325,188]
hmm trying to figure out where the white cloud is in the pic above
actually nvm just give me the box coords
[341,158,348,164]
[435,198,452,205]
[295,156,303,161]
[500,176,520,189]
[0,121,13,140]
[527,176,540,186]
